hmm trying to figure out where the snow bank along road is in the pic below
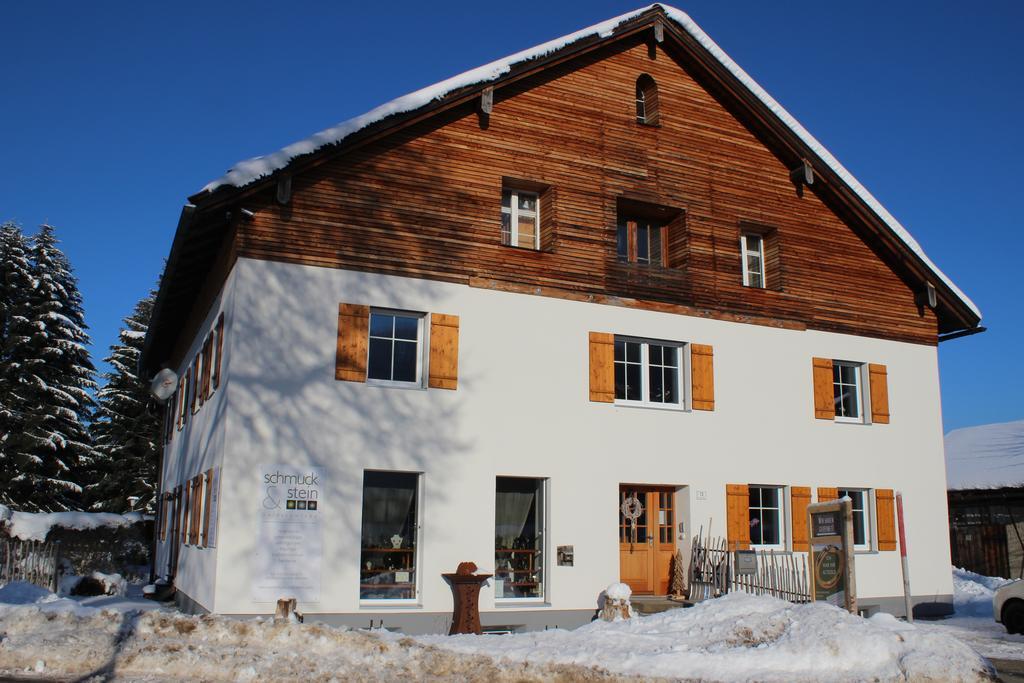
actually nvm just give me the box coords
[0,585,995,682]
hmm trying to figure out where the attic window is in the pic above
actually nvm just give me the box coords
[635,75,660,125]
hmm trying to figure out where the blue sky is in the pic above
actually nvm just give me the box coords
[1,1,1019,431]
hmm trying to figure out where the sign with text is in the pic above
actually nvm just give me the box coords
[252,464,324,603]
[807,498,857,613]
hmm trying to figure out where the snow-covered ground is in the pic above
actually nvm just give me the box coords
[917,567,1024,662]
[0,577,1000,682]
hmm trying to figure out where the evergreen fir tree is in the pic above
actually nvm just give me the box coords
[3,225,96,511]
[87,288,160,513]
[0,223,35,487]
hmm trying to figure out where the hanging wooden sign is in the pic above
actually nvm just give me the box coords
[807,498,857,613]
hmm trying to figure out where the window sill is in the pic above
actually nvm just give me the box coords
[359,600,423,609]
[614,400,687,413]
[500,243,542,252]
[366,379,426,392]
[493,599,550,608]
[833,417,868,425]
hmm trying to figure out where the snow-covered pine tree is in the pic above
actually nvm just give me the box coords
[0,223,35,492]
[4,224,97,511]
[87,288,160,513]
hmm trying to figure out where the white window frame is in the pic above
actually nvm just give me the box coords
[613,336,687,410]
[365,309,426,389]
[832,360,865,424]
[748,484,786,551]
[494,476,548,605]
[501,189,540,250]
[359,470,424,605]
[740,233,765,288]
[838,488,873,551]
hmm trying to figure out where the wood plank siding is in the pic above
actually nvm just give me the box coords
[173,33,940,368]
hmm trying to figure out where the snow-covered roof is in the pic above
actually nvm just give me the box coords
[0,504,149,542]
[945,419,1024,490]
[197,3,979,321]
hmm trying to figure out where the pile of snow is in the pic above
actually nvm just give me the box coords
[945,419,1024,490]
[603,582,631,601]
[0,582,61,606]
[0,589,995,682]
[953,566,1013,617]
[418,592,991,682]
[0,503,148,542]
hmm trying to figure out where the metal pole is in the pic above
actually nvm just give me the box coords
[896,491,913,623]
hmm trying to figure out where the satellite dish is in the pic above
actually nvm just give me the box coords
[150,368,178,403]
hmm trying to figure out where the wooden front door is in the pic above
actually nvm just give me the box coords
[619,486,676,595]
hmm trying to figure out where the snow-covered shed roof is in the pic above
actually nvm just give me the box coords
[193,3,979,323]
[945,420,1024,491]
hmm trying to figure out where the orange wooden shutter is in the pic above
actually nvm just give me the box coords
[659,227,669,267]
[202,470,214,547]
[191,477,203,545]
[213,312,225,390]
[726,484,750,550]
[869,364,890,424]
[336,303,370,382]
[790,486,812,551]
[876,489,897,550]
[180,483,190,544]
[190,362,200,414]
[817,487,838,502]
[202,333,214,400]
[588,332,615,402]
[812,357,835,420]
[428,313,460,390]
[690,344,715,411]
[177,376,186,430]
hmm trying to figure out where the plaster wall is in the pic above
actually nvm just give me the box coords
[202,257,951,622]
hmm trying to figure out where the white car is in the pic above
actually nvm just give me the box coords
[994,580,1024,634]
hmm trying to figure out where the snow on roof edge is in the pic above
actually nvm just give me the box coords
[199,4,980,320]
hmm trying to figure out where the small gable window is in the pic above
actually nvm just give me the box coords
[635,75,659,125]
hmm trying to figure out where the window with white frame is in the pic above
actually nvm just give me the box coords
[501,189,540,250]
[832,361,864,422]
[838,488,871,550]
[494,477,546,601]
[741,233,765,288]
[748,485,784,548]
[367,311,423,385]
[614,337,683,406]
[360,470,420,600]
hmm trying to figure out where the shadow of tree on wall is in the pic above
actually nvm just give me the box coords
[209,106,492,617]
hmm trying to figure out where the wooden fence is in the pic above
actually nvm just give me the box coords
[1,539,61,593]
[688,532,810,603]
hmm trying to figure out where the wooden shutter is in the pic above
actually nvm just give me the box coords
[812,357,835,420]
[817,487,838,502]
[876,489,897,551]
[428,313,460,390]
[180,483,190,545]
[197,348,206,407]
[202,333,214,400]
[202,469,214,547]
[177,376,186,430]
[690,344,715,411]
[190,362,200,414]
[869,364,890,424]
[588,332,615,402]
[726,484,750,550]
[191,477,203,545]
[213,312,225,390]
[791,486,812,552]
[336,303,370,382]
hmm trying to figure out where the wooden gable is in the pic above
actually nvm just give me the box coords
[234,33,935,345]
[142,10,979,374]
